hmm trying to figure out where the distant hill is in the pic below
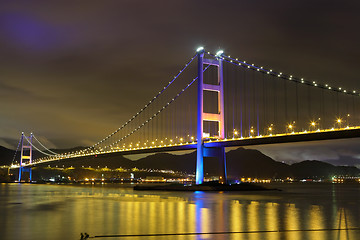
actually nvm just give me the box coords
[134,152,196,172]
[0,146,15,166]
[226,148,289,178]
[289,160,360,179]
[1,145,359,179]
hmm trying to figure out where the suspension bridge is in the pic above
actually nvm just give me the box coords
[10,48,360,184]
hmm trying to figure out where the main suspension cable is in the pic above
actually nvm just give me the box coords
[105,65,211,149]
[32,134,58,155]
[11,134,22,165]
[89,53,198,151]
[213,53,359,97]
[23,135,56,157]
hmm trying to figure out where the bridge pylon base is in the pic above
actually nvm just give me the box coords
[196,145,227,185]
[18,167,32,182]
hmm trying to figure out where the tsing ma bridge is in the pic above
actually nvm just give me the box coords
[10,48,360,184]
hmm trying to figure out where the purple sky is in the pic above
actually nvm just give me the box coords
[1,1,360,165]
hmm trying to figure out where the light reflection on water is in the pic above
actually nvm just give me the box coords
[0,183,359,240]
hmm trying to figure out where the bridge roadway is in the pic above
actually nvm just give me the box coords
[11,127,360,169]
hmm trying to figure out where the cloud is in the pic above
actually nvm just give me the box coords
[0,138,18,150]
[0,82,33,97]
[247,139,360,164]
[32,134,57,150]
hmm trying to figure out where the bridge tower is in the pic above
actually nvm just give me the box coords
[18,132,33,182]
[196,48,227,185]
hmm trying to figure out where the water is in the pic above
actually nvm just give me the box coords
[0,183,359,240]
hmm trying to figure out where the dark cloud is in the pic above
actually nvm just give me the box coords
[0,82,33,97]
[246,138,360,166]
[1,1,360,164]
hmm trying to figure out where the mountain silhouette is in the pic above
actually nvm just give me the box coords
[1,145,359,179]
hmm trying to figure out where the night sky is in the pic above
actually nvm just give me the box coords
[1,1,360,166]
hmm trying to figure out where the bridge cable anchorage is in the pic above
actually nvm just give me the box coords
[11,134,23,166]
[87,53,198,152]
[103,65,212,150]
[32,134,58,155]
[207,53,360,97]
[23,135,56,157]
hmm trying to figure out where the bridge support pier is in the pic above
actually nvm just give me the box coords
[18,167,32,182]
[204,146,227,184]
[196,144,227,185]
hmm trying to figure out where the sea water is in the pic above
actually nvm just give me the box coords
[0,182,359,240]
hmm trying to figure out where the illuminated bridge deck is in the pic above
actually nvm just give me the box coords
[11,126,360,169]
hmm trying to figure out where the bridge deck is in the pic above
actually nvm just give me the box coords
[11,127,360,169]
[205,128,360,148]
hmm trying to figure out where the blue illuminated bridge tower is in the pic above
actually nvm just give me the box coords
[18,132,33,182]
[196,49,227,185]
